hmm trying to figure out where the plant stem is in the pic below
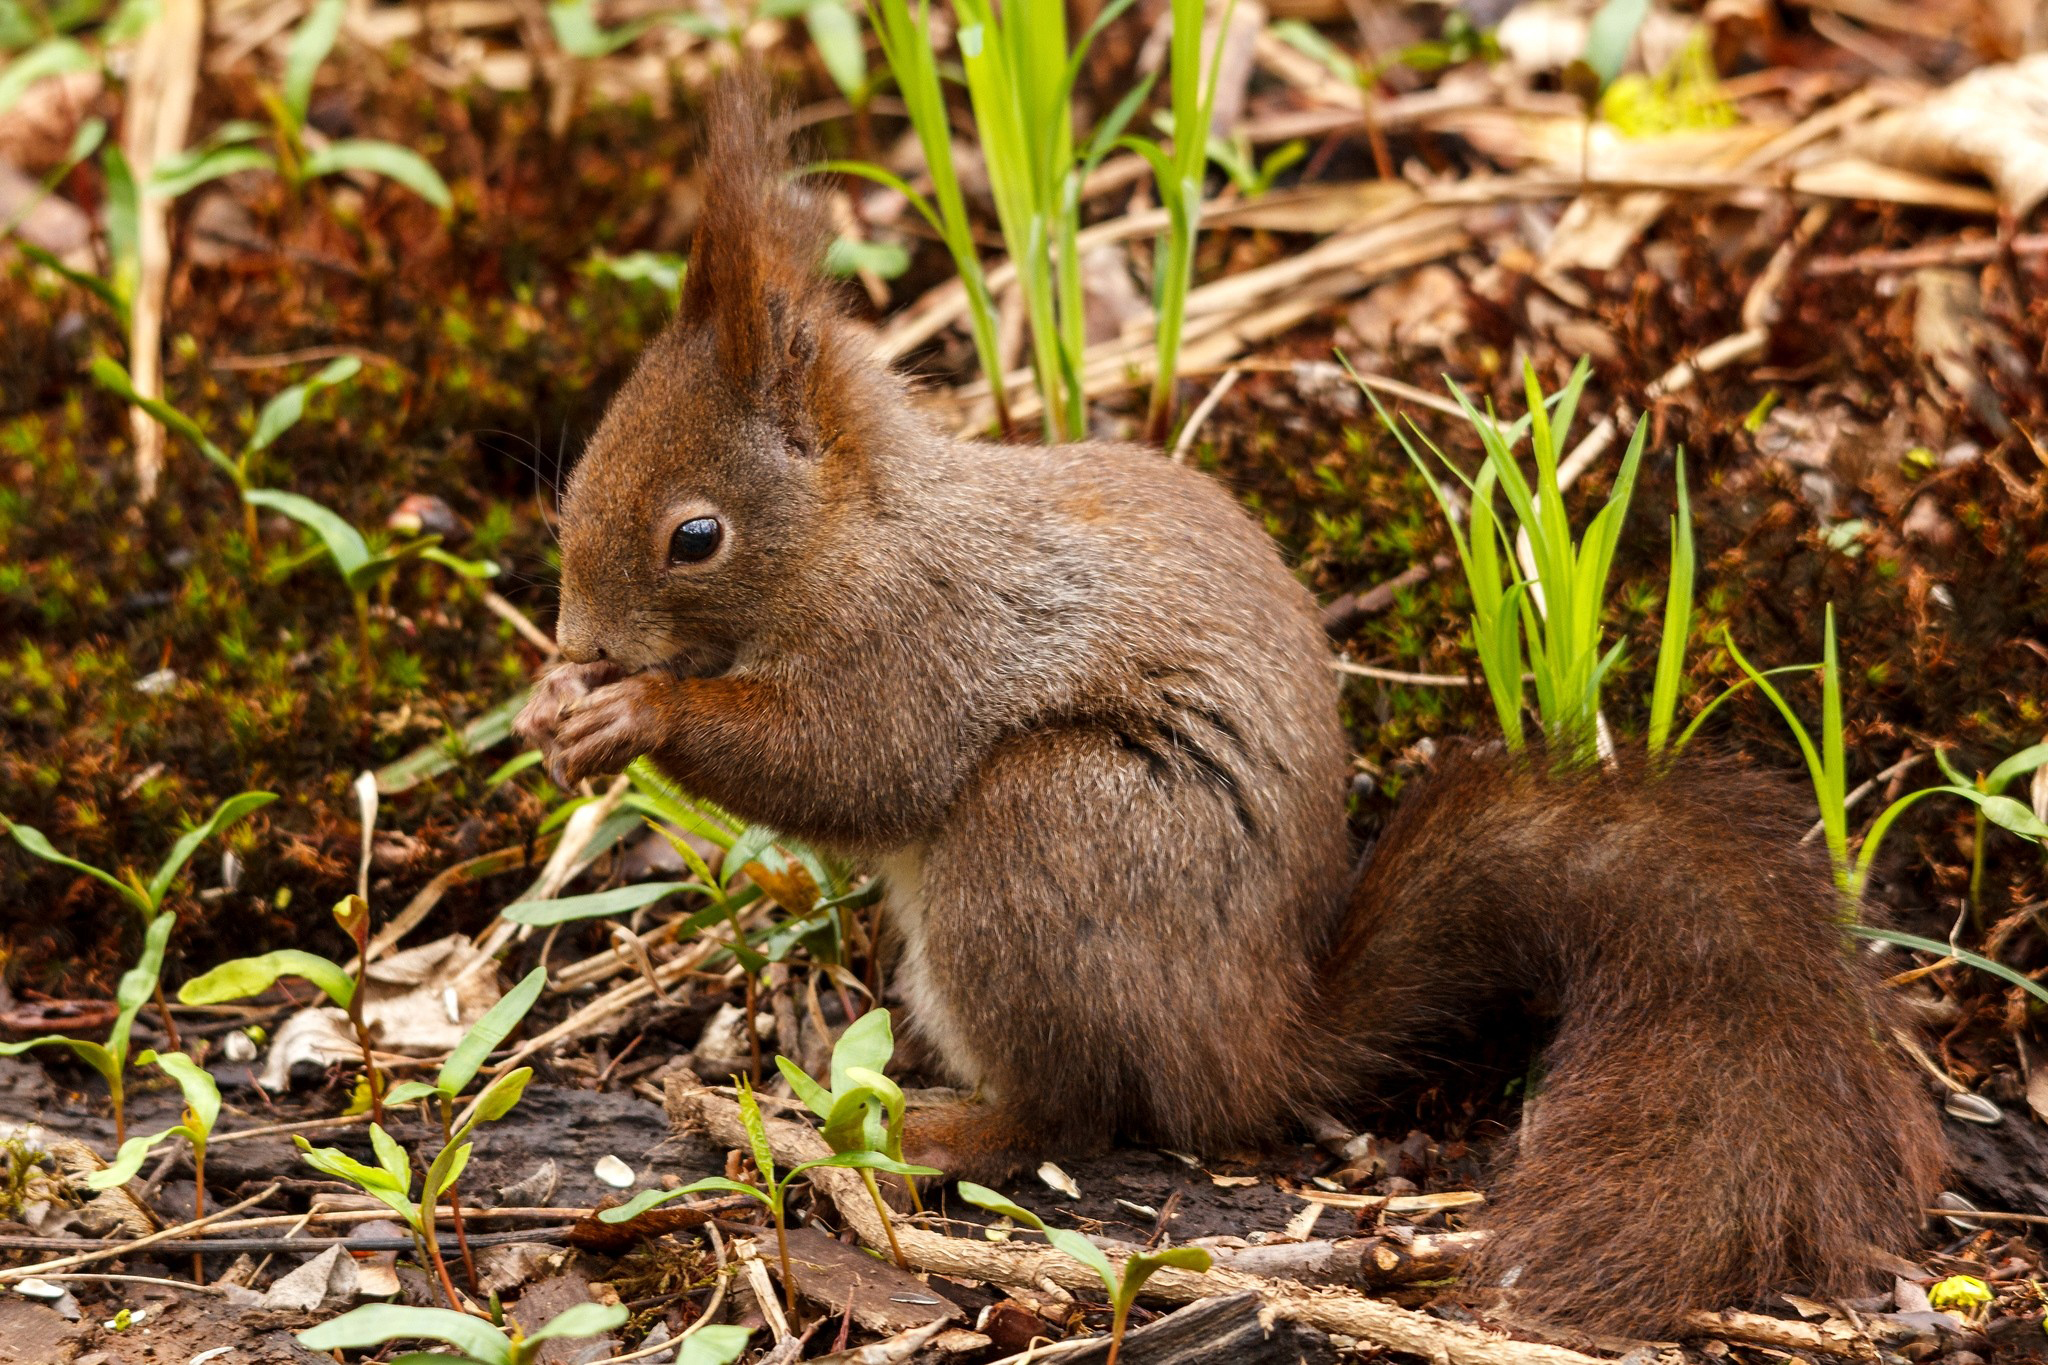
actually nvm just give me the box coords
[1107,1299,1131,1365]
[346,983,384,1126]
[1969,810,1987,927]
[111,1077,126,1145]
[152,982,183,1053]
[422,1224,465,1311]
[722,903,761,1081]
[772,1203,798,1314]
[439,1110,480,1291]
[190,1145,206,1284]
[860,1169,907,1269]
[352,591,374,691]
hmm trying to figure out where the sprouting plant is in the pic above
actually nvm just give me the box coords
[1363,358,1691,765]
[381,966,548,1287]
[843,0,1226,440]
[1272,12,1496,181]
[957,1184,1210,1365]
[1203,132,1305,199]
[298,1110,506,1309]
[4,791,274,1056]
[1727,606,2048,910]
[600,1076,935,1312]
[88,1050,218,1276]
[154,0,451,211]
[180,895,388,1120]
[775,1007,921,1262]
[0,913,171,1143]
[89,354,360,545]
[1934,742,2048,922]
[508,758,862,1080]
[297,1301,652,1364]
[242,488,497,677]
[548,0,867,108]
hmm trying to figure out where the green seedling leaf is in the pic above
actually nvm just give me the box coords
[178,948,354,1008]
[282,0,347,132]
[147,1050,221,1136]
[523,1301,630,1345]
[597,1175,767,1223]
[829,1006,894,1094]
[244,488,372,580]
[958,1182,1113,1288]
[383,1080,441,1107]
[439,967,545,1095]
[0,38,95,119]
[4,818,147,912]
[302,139,453,211]
[805,0,866,103]
[370,1122,413,1191]
[0,1034,116,1084]
[148,790,276,910]
[725,825,779,884]
[735,1077,777,1187]
[1852,926,2048,1009]
[299,1304,513,1364]
[503,881,690,925]
[464,1066,533,1129]
[88,1123,186,1189]
[418,546,500,579]
[377,686,533,793]
[88,355,235,480]
[546,0,663,57]
[1583,0,1651,89]
[111,913,176,1060]
[787,1150,939,1182]
[487,750,545,787]
[1119,1245,1212,1306]
[674,1324,754,1365]
[775,1056,834,1120]
[248,355,361,454]
[823,234,910,280]
[150,144,276,199]
[428,1139,472,1198]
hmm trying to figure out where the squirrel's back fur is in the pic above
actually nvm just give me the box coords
[523,81,1942,1336]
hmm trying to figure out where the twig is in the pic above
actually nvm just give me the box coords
[0,1183,280,1282]
[483,590,562,657]
[120,0,203,503]
[1169,369,1240,463]
[1332,661,1481,686]
[666,1079,1607,1365]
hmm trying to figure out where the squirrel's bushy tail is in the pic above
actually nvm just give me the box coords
[1320,747,1942,1334]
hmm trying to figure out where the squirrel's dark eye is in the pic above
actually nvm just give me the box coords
[668,516,723,565]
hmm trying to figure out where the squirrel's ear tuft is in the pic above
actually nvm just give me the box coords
[679,72,832,395]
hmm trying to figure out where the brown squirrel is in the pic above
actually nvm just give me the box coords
[515,84,1943,1333]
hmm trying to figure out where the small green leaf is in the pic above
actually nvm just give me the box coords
[486,750,545,787]
[1582,0,1650,89]
[383,1080,442,1107]
[298,1304,512,1365]
[4,818,146,911]
[245,488,371,580]
[428,1139,472,1198]
[956,1182,1047,1232]
[370,1122,413,1192]
[595,1176,768,1223]
[282,0,347,131]
[522,1302,629,1345]
[734,1077,777,1188]
[674,1324,754,1365]
[247,355,361,455]
[503,882,688,925]
[774,1056,834,1120]
[147,1050,221,1137]
[86,1124,185,1189]
[805,1,866,104]
[439,967,545,1095]
[303,139,453,211]
[828,1007,893,1095]
[465,1066,533,1128]
[88,355,234,480]
[0,38,95,120]
[149,144,276,200]
[147,790,276,911]
[1119,1245,1212,1307]
[179,949,354,1009]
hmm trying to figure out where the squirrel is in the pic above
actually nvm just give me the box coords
[514,82,1943,1334]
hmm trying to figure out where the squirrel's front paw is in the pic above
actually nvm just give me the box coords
[515,661,627,762]
[545,672,667,788]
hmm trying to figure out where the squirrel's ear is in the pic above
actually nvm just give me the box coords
[677,74,830,438]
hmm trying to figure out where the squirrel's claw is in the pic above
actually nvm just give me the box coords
[545,672,662,788]
[515,661,628,771]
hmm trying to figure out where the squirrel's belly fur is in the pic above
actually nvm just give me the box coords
[520,80,1944,1336]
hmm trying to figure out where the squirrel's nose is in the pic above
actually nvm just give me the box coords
[554,601,606,665]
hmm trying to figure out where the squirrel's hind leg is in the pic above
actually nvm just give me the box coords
[883,724,1321,1171]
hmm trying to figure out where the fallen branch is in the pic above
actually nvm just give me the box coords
[663,1077,1607,1365]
